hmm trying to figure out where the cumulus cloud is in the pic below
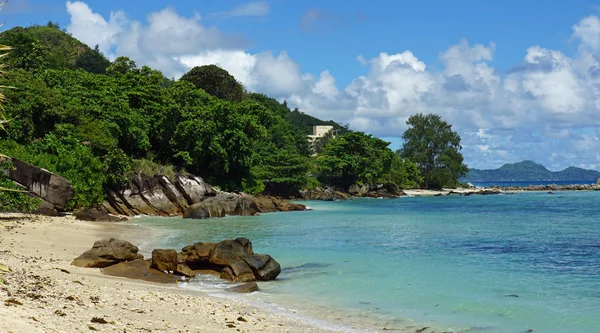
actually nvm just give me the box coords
[66,2,600,170]
[66,1,250,78]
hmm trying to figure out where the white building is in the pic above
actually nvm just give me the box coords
[307,125,334,144]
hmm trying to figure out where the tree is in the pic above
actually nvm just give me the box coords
[180,65,244,102]
[317,132,394,189]
[399,113,468,189]
[385,155,422,189]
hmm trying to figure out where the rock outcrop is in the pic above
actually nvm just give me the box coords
[253,195,306,212]
[347,183,405,198]
[102,173,305,218]
[71,238,144,268]
[73,238,281,289]
[183,193,259,219]
[299,187,351,201]
[102,174,217,217]
[1,156,75,214]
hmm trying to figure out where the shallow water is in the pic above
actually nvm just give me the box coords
[132,191,600,332]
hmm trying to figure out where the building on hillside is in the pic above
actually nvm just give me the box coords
[307,125,334,153]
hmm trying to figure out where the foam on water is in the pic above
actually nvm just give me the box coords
[134,191,600,333]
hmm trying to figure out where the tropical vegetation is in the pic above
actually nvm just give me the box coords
[0,24,468,210]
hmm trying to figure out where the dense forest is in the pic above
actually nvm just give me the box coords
[0,24,466,211]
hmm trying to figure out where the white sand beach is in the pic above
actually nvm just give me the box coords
[0,213,341,333]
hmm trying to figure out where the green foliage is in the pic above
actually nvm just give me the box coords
[170,98,267,191]
[130,159,179,180]
[0,25,110,72]
[0,135,108,209]
[180,65,244,102]
[317,132,394,188]
[385,155,423,189]
[400,113,468,189]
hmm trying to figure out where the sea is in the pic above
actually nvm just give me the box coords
[130,184,600,333]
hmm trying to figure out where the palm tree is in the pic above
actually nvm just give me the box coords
[0,0,19,192]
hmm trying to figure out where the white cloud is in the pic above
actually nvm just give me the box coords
[66,3,600,170]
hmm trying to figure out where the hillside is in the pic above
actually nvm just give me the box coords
[2,23,418,212]
[463,160,600,182]
[0,23,110,73]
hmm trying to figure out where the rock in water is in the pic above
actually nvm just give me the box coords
[183,193,259,219]
[209,238,254,265]
[71,238,144,268]
[220,260,256,282]
[228,282,259,293]
[243,254,281,281]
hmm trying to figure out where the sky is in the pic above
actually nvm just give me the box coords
[4,0,600,171]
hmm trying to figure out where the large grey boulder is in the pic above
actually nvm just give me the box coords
[183,193,258,219]
[102,173,217,217]
[1,157,74,212]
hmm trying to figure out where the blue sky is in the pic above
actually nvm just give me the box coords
[4,0,600,171]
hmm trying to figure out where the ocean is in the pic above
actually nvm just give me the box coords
[131,191,600,333]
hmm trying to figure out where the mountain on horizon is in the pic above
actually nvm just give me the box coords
[462,160,600,182]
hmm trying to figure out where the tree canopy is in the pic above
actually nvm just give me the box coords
[399,113,468,189]
[180,65,244,102]
[316,132,395,188]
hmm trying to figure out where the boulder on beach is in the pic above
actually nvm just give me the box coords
[151,249,178,272]
[101,259,182,284]
[1,156,75,213]
[74,237,282,285]
[74,207,127,222]
[71,238,144,268]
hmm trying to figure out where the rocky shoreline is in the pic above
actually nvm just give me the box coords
[71,237,281,288]
[484,183,600,192]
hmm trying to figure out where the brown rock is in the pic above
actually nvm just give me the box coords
[71,238,143,268]
[181,242,217,265]
[151,249,177,272]
[101,259,181,284]
[228,282,259,293]
[74,207,127,222]
[175,263,195,278]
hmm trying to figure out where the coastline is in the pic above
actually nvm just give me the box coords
[0,213,348,333]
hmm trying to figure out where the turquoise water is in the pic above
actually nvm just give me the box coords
[131,191,600,333]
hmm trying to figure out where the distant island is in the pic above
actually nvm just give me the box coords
[462,160,600,182]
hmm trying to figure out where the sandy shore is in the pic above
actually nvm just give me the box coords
[402,188,497,196]
[0,213,341,333]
